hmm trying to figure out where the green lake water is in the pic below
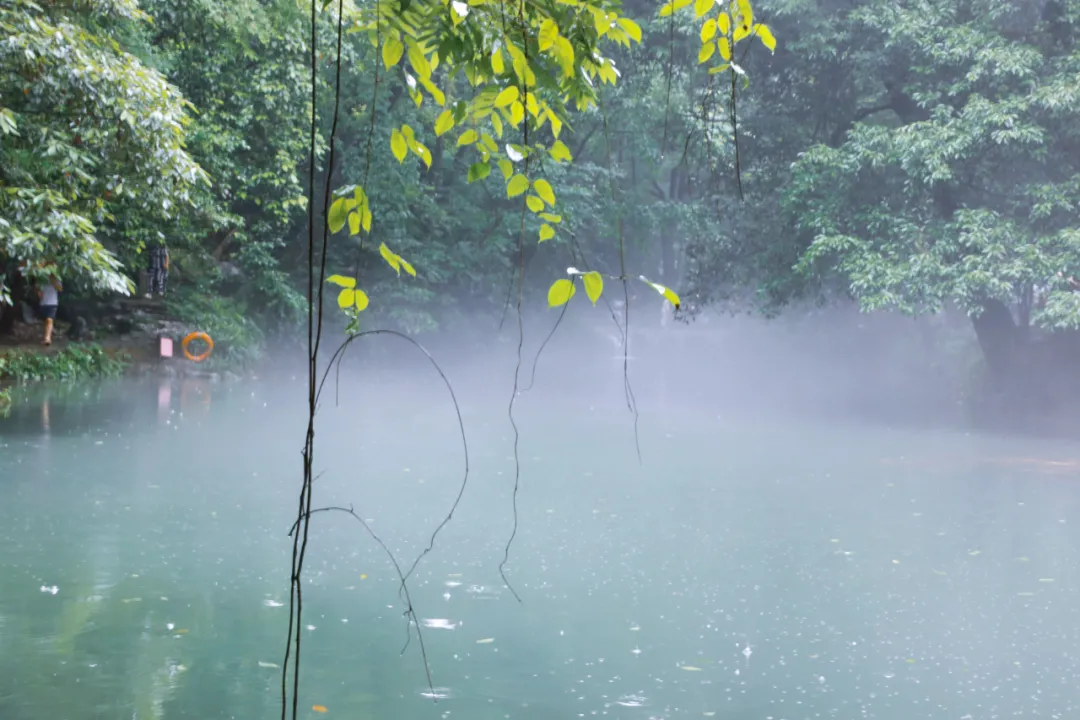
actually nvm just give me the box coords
[2,374,1080,719]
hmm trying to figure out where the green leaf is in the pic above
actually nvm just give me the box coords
[434,110,455,136]
[498,159,513,180]
[391,129,408,163]
[507,173,529,198]
[582,271,604,305]
[526,195,545,213]
[694,0,715,18]
[382,36,404,67]
[468,161,491,182]
[756,23,776,52]
[458,129,479,146]
[327,275,357,289]
[380,242,402,273]
[549,140,573,163]
[328,197,348,233]
[640,276,681,309]
[348,211,360,235]
[491,112,504,138]
[532,178,556,206]
[494,86,519,107]
[539,224,556,242]
[547,278,576,307]
[491,46,505,74]
[539,212,562,223]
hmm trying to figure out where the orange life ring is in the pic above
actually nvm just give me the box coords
[181,331,214,363]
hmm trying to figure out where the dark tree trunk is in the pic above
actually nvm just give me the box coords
[971,298,1020,380]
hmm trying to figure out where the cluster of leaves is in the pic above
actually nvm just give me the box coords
[0,344,128,384]
[0,386,10,416]
[316,0,777,325]
[687,0,1080,342]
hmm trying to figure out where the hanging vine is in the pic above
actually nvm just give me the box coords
[283,0,777,716]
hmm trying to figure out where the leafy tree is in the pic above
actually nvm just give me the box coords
[0,0,209,304]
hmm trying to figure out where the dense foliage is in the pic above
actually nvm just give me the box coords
[3,0,1079,393]
[0,343,127,383]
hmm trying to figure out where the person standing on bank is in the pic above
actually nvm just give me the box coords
[147,243,170,298]
[37,274,62,346]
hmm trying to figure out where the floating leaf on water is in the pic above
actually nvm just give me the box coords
[312,705,328,713]
[258,661,280,668]
[476,638,495,644]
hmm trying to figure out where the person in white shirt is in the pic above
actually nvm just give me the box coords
[37,275,62,346]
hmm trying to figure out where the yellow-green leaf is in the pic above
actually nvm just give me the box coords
[549,140,573,162]
[640,277,681,309]
[353,288,370,312]
[525,91,540,117]
[498,158,513,180]
[407,42,431,78]
[658,2,674,17]
[694,0,714,17]
[547,278,576,307]
[390,129,407,163]
[379,242,401,273]
[338,288,355,309]
[582,271,603,305]
[399,258,417,277]
[539,212,562,223]
[617,18,642,43]
[532,178,555,206]
[526,195,545,213]
[716,11,730,34]
[327,274,356,289]
[348,210,360,235]
[718,36,731,60]
[539,18,558,51]
[491,46,505,74]
[509,100,525,126]
[491,111,504,138]
[328,197,348,233]
[507,173,529,198]
[434,110,455,136]
[553,36,575,78]
[382,36,404,68]
[548,110,564,138]
[736,0,753,29]
[480,133,499,153]
[539,224,555,242]
[700,18,717,42]
[362,207,372,233]
[415,142,433,168]
[494,86,519,107]
[756,23,776,52]
[698,41,715,63]
[733,23,749,42]
[458,129,479,146]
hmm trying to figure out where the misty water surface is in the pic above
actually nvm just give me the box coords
[2,366,1080,720]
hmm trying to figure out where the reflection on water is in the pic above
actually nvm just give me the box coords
[1,377,1080,719]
